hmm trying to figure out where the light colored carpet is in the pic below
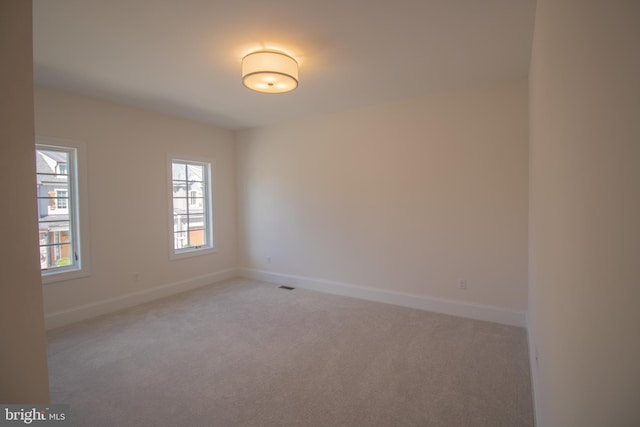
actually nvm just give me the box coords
[47,278,533,426]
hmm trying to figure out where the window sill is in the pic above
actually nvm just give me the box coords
[42,268,90,285]
[169,246,217,261]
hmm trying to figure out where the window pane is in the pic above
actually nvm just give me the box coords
[172,162,186,180]
[37,167,70,215]
[36,149,69,175]
[187,164,204,182]
[173,215,187,231]
[55,243,73,267]
[173,231,188,249]
[188,195,204,208]
[36,145,80,274]
[186,211,204,224]
[173,197,187,213]
[188,229,206,247]
[172,181,187,194]
[39,243,73,270]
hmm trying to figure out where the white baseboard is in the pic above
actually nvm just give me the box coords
[526,313,540,426]
[44,268,239,330]
[45,267,527,330]
[239,268,526,327]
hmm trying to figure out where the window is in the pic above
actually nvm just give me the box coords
[169,157,214,258]
[189,190,199,206]
[56,190,68,209]
[36,137,90,283]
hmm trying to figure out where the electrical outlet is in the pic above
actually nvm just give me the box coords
[267,256,271,263]
[133,272,139,282]
[458,279,467,290]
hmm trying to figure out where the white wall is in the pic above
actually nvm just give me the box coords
[35,86,237,326]
[529,1,640,425]
[0,0,50,402]
[237,81,529,318]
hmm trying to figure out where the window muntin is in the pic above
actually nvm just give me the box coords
[170,159,213,255]
[36,145,78,273]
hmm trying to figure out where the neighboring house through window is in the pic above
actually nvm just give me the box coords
[36,137,90,283]
[169,157,214,259]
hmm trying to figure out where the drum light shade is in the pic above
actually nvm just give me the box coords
[242,51,298,93]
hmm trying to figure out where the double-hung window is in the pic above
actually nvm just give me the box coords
[169,157,214,258]
[36,137,89,283]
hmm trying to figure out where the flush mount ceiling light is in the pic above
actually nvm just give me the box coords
[242,51,298,94]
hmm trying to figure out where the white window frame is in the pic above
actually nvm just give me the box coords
[167,154,215,260]
[36,136,91,284]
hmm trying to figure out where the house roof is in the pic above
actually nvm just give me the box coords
[36,150,68,185]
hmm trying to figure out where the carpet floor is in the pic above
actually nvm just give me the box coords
[47,278,534,426]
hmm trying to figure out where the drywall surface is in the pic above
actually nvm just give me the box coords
[35,86,237,322]
[529,1,640,425]
[0,0,50,403]
[237,81,529,314]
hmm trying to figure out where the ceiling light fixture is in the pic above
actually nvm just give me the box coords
[242,51,298,94]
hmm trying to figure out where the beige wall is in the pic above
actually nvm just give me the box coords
[529,1,640,425]
[0,0,50,403]
[34,86,237,318]
[237,81,529,312]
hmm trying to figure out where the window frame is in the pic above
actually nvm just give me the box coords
[167,154,215,260]
[36,136,91,284]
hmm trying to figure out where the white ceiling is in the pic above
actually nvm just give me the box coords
[33,0,536,130]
